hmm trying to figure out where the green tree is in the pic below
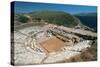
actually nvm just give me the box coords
[18,15,29,23]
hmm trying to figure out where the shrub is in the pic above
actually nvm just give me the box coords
[17,15,29,23]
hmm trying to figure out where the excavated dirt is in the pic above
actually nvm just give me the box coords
[40,36,65,53]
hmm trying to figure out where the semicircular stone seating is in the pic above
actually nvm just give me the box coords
[13,25,91,65]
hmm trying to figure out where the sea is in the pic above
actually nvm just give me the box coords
[76,16,97,31]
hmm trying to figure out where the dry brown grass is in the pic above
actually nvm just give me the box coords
[66,40,97,62]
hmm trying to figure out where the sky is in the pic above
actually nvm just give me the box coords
[12,1,97,14]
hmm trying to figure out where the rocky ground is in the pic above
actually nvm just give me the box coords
[11,23,97,65]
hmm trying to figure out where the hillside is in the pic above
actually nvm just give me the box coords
[15,11,81,28]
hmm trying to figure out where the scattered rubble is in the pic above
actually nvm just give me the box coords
[11,23,97,65]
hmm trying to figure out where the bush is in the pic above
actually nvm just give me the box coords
[17,15,29,23]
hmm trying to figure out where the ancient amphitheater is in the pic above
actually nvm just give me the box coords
[11,23,97,65]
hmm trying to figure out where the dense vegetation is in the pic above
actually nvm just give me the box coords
[15,14,29,23]
[29,11,80,27]
[15,11,81,27]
